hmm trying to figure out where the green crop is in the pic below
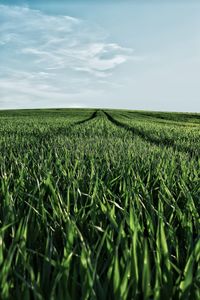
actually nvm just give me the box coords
[0,108,199,299]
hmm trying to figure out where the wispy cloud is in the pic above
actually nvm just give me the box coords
[0,4,141,108]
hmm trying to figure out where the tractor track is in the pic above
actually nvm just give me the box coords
[74,110,98,125]
[103,111,199,157]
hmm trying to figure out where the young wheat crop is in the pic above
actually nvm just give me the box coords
[0,109,199,299]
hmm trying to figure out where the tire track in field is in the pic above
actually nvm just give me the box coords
[74,110,98,125]
[21,111,99,138]
[45,110,98,136]
[103,111,199,157]
[48,110,98,134]
[121,112,200,128]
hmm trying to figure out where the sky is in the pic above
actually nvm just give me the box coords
[0,0,200,112]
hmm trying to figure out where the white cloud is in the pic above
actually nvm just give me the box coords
[0,4,139,108]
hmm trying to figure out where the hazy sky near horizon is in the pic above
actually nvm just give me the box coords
[0,0,200,111]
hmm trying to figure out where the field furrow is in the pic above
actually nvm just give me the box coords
[104,110,200,157]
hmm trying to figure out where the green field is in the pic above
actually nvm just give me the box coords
[0,109,199,300]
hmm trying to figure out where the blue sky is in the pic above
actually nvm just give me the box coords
[0,0,200,111]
